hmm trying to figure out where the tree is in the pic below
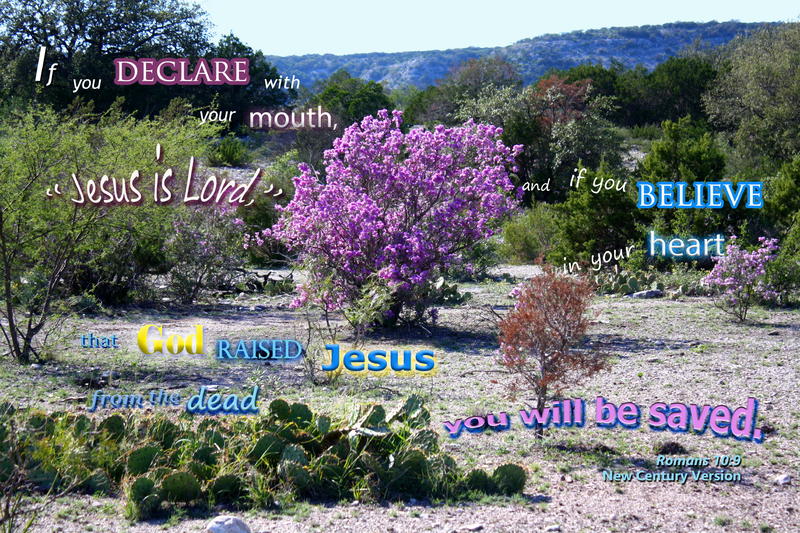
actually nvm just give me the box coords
[0,104,218,363]
[639,116,724,181]
[499,266,605,437]
[267,110,520,326]
[704,23,800,171]
[456,76,622,203]
[0,0,210,113]
[206,34,294,128]
[404,56,521,127]
[294,70,392,172]
[547,165,640,265]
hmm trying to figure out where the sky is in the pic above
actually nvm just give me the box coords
[196,0,799,56]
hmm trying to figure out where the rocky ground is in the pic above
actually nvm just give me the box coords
[3,266,798,532]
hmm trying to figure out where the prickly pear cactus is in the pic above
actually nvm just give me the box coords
[159,471,202,503]
[127,445,159,476]
[492,463,527,495]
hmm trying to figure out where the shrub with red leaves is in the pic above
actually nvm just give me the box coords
[499,266,605,436]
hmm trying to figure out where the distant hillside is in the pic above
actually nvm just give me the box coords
[266,21,770,89]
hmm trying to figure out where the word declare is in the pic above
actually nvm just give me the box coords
[637,181,763,209]
[114,58,249,86]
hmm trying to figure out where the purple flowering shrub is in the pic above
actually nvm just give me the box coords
[703,236,780,321]
[260,109,521,325]
[166,206,246,304]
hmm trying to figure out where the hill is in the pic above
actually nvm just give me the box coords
[265,21,770,88]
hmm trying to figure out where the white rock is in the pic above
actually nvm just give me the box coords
[628,289,664,299]
[206,515,251,533]
[774,474,792,486]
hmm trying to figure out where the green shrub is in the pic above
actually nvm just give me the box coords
[491,464,527,495]
[630,123,662,140]
[5,397,526,521]
[765,213,800,304]
[547,166,641,265]
[208,134,251,167]
[499,203,559,263]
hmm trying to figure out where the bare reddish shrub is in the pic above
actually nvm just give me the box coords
[498,266,605,436]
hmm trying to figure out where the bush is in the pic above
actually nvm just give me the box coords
[703,236,780,321]
[266,110,520,326]
[547,165,640,265]
[630,123,662,140]
[499,266,605,437]
[499,203,559,263]
[165,206,246,304]
[239,150,298,266]
[764,213,800,305]
[207,134,251,167]
[0,104,219,362]
[2,396,526,520]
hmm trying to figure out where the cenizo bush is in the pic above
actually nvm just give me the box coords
[703,236,780,321]
[499,266,605,437]
[165,206,246,304]
[256,109,521,325]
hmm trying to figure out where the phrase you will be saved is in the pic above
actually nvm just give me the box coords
[444,397,764,443]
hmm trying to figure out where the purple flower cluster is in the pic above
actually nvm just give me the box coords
[266,109,521,311]
[703,236,780,321]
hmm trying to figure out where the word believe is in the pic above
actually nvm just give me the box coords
[114,58,249,85]
[321,344,436,375]
[216,339,303,360]
[637,181,763,209]
[137,325,203,355]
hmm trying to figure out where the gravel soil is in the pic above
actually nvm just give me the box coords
[3,266,798,533]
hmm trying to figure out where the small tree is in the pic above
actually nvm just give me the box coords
[498,267,605,437]
[704,236,779,321]
[266,109,521,326]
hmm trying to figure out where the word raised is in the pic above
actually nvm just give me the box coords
[114,58,249,86]
[185,386,260,415]
[321,344,436,375]
[81,333,119,349]
[648,231,724,258]
[636,181,763,209]
[137,325,204,355]
[215,339,303,360]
